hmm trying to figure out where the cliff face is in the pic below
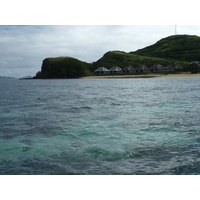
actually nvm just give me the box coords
[36,57,91,78]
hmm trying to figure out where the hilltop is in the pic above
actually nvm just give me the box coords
[134,34,200,61]
[35,34,200,78]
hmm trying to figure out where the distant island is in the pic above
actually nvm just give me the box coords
[34,34,200,79]
[0,76,15,79]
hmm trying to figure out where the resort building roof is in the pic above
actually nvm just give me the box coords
[109,66,122,72]
[150,63,165,70]
[122,66,133,71]
[94,67,109,72]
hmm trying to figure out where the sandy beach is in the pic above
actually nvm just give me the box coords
[82,73,200,79]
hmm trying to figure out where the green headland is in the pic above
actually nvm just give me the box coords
[34,34,200,78]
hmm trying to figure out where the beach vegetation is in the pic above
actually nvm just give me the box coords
[187,63,200,74]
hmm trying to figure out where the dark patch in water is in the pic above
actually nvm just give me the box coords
[171,162,200,175]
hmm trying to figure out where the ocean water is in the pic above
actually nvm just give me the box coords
[1,77,200,175]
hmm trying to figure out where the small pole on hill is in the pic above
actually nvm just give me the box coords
[175,25,177,35]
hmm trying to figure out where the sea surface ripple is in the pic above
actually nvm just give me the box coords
[1,78,200,174]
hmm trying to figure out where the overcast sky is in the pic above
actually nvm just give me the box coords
[1,25,200,78]
[1,1,200,78]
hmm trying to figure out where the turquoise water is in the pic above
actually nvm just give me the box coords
[1,78,200,174]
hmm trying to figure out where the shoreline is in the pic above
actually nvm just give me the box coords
[81,73,200,79]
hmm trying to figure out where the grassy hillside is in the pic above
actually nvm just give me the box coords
[92,50,188,71]
[35,57,92,78]
[134,34,200,61]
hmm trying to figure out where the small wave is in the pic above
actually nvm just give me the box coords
[79,131,100,137]
[111,102,121,106]
[64,133,80,139]
[174,121,183,126]
[36,97,47,101]
[71,141,85,148]
[67,106,93,112]
[85,146,127,161]
[20,139,33,146]
[1,132,28,140]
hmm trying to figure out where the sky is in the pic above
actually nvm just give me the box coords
[1,25,200,78]
[1,0,200,78]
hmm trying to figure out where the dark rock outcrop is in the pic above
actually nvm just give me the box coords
[35,57,91,79]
